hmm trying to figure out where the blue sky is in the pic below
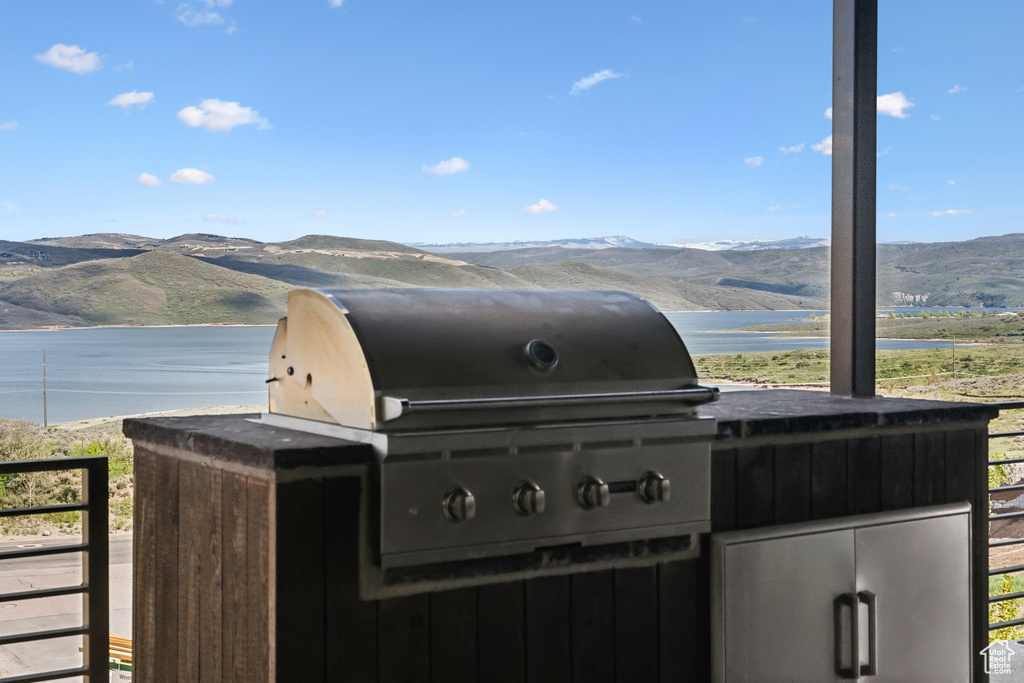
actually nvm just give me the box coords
[1,1,1021,246]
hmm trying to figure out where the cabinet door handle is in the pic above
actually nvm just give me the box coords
[833,593,858,679]
[858,591,878,676]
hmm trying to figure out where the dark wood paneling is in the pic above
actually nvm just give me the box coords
[736,447,774,529]
[711,449,737,533]
[378,594,430,683]
[658,560,700,682]
[220,472,247,683]
[274,479,325,679]
[177,461,201,682]
[479,581,525,683]
[914,431,946,506]
[847,437,881,515]
[571,570,615,683]
[879,434,914,511]
[944,429,976,504]
[199,468,223,683]
[774,443,812,524]
[810,441,847,520]
[325,476,378,682]
[430,588,477,683]
[153,454,180,680]
[524,575,571,683]
[132,449,158,683]
[696,537,711,683]
[614,566,658,683]
[245,478,271,682]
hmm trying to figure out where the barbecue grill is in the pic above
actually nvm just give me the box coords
[258,288,718,586]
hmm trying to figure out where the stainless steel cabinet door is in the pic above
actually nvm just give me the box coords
[715,530,855,682]
[855,514,971,682]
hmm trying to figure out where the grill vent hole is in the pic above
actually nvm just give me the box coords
[305,373,313,388]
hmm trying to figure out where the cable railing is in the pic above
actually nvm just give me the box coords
[0,456,108,682]
[985,401,1024,634]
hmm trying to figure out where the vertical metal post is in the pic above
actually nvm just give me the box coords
[82,459,109,681]
[43,349,48,428]
[830,0,878,397]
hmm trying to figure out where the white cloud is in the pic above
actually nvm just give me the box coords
[931,209,971,216]
[743,156,764,167]
[1,201,17,213]
[35,43,101,74]
[136,173,162,186]
[115,60,134,72]
[450,208,467,217]
[877,147,891,158]
[177,6,225,27]
[812,135,833,155]
[177,99,270,132]
[791,203,801,209]
[203,213,238,224]
[780,143,804,154]
[887,212,900,218]
[931,114,942,121]
[823,100,906,129]
[628,14,642,23]
[948,84,966,95]
[523,199,557,215]
[766,205,782,212]
[947,179,956,185]
[310,209,328,217]
[422,157,470,176]
[109,91,155,109]
[570,69,623,96]
[200,0,234,6]
[877,92,914,118]
[170,168,214,184]
[0,121,16,131]
[329,0,344,6]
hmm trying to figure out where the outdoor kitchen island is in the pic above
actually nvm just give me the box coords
[124,389,996,682]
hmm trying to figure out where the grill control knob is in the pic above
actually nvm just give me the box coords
[577,477,610,510]
[442,487,476,522]
[639,471,671,503]
[512,481,546,515]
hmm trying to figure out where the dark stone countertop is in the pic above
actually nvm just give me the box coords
[123,414,375,471]
[123,390,1001,467]
[697,389,1000,441]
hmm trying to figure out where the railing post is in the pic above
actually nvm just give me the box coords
[83,458,109,682]
[830,0,878,397]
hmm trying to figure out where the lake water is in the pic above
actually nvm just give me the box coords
[0,310,976,424]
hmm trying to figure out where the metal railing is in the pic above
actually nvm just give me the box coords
[985,402,1024,633]
[0,457,108,682]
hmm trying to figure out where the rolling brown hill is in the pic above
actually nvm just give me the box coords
[0,251,290,325]
[2,231,1023,329]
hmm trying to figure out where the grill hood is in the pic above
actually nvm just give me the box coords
[268,288,716,432]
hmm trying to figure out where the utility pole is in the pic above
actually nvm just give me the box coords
[952,336,956,380]
[43,349,48,428]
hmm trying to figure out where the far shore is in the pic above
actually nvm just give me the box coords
[0,321,278,334]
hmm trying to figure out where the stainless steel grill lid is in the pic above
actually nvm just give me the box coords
[268,288,717,431]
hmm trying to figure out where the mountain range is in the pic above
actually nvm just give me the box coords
[1,232,1022,329]
[413,235,833,253]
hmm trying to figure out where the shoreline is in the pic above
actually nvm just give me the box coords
[0,321,278,334]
